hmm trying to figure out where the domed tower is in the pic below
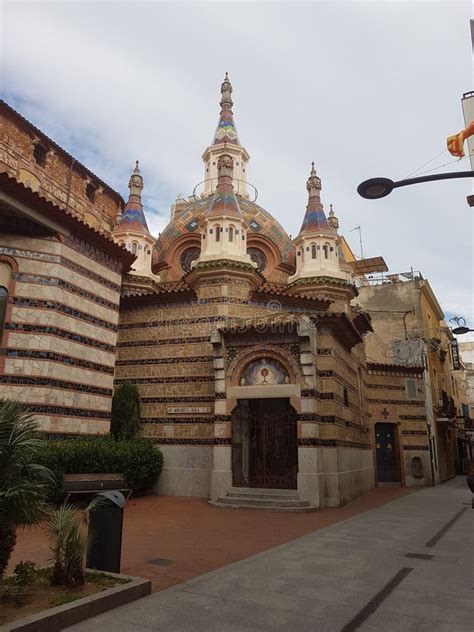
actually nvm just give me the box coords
[186,153,260,300]
[202,74,250,198]
[113,161,156,277]
[289,164,355,304]
[196,154,254,266]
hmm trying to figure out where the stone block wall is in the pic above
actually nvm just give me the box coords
[366,364,431,486]
[0,232,122,434]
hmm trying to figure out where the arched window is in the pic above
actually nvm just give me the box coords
[180,247,201,273]
[228,226,234,242]
[248,247,267,273]
[132,242,138,255]
[311,244,317,259]
[323,244,329,259]
[0,286,8,336]
[215,225,220,242]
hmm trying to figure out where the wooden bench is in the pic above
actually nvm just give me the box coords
[62,473,132,503]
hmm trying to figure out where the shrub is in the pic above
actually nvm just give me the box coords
[110,382,140,440]
[37,438,163,501]
[0,401,54,578]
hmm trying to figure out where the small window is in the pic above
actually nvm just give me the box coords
[405,378,418,400]
[215,225,220,242]
[343,387,349,407]
[33,143,47,167]
[323,245,329,259]
[0,286,8,335]
[132,242,138,255]
[311,244,317,259]
[229,226,234,242]
[86,182,96,203]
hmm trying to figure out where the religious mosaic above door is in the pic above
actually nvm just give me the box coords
[240,358,290,386]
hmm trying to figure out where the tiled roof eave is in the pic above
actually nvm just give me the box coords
[0,171,135,271]
[0,99,125,206]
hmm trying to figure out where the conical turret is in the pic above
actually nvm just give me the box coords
[290,163,351,284]
[115,161,150,234]
[113,161,156,277]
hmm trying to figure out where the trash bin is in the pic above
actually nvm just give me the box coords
[86,490,126,573]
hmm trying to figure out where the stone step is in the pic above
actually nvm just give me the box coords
[209,500,318,513]
[213,496,309,508]
[227,488,300,500]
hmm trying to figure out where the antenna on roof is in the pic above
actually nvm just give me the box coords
[349,225,364,260]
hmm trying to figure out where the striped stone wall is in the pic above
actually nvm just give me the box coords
[0,232,122,434]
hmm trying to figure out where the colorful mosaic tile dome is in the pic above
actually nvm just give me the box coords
[153,196,295,267]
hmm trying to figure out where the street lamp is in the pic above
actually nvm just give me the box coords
[449,317,474,336]
[357,170,474,200]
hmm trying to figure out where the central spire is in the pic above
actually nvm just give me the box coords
[202,74,250,198]
[213,73,240,146]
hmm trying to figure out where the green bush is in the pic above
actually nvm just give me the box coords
[37,438,163,501]
[110,382,140,440]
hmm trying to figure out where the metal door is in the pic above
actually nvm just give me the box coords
[375,423,400,483]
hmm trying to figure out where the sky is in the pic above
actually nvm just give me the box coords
[0,0,472,327]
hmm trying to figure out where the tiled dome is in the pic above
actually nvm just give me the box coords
[153,195,295,269]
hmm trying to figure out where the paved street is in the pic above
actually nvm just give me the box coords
[69,478,473,631]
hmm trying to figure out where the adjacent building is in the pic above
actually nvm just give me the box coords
[356,272,470,483]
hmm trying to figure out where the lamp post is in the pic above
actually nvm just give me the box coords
[450,317,474,336]
[357,170,474,200]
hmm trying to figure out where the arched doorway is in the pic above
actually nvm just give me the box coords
[232,398,298,489]
[375,422,401,483]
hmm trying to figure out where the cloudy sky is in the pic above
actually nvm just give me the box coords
[1,0,472,324]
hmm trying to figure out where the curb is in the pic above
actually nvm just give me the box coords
[5,571,151,632]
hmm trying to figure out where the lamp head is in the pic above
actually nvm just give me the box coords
[357,177,394,199]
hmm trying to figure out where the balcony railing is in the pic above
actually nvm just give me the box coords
[358,270,423,287]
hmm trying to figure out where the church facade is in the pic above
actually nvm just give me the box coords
[0,77,435,508]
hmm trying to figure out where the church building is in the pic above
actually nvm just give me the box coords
[0,76,435,509]
[116,75,376,508]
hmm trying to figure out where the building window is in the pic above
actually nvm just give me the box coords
[248,247,267,273]
[229,226,234,242]
[86,182,96,203]
[215,225,220,242]
[343,387,349,407]
[0,286,8,335]
[180,247,200,273]
[311,244,317,259]
[132,242,138,255]
[323,245,329,259]
[405,378,418,400]
[33,143,47,167]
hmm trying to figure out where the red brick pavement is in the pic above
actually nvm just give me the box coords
[9,486,414,592]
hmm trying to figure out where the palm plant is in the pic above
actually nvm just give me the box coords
[0,400,53,578]
[47,503,88,586]
[47,498,101,586]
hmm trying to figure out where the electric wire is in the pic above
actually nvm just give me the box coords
[405,149,448,178]
[413,154,469,177]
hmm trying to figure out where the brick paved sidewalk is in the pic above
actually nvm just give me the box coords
[9,485,412,592]
[68,477,473,632]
